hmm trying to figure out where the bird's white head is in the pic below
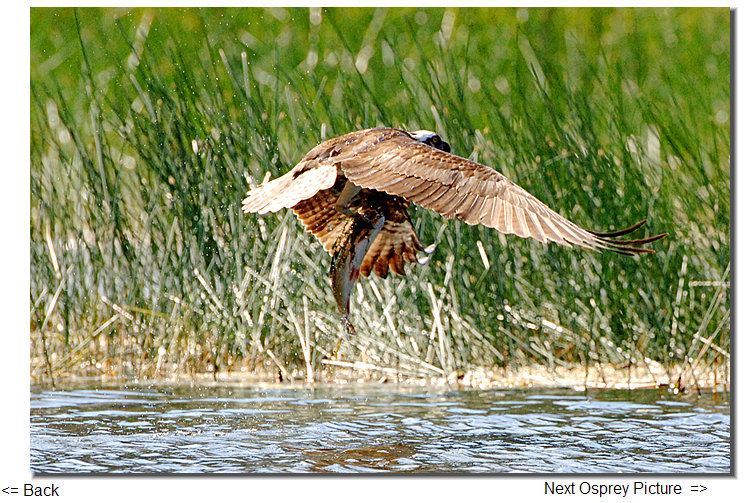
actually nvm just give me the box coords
[410,130,451,153]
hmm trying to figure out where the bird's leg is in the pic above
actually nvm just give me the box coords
[334,180,385,227]
[333,180,362,218]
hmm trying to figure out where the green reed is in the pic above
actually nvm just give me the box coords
[30,7,730,386]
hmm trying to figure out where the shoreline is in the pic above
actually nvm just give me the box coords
[30,360,730,393]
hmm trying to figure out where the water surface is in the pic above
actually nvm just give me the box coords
[30,383,730,473]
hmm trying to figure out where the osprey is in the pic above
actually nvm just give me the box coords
[242,127,666,330]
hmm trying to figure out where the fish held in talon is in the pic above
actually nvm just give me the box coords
[242,127,667,329]
[329,208,385,331]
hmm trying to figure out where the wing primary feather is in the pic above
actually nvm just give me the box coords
[502,202,514,235]
[538,216,569,245]
[512,207,530,238]
[525,211,547,243]
[591,220,647,238]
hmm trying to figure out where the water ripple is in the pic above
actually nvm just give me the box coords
[30,385,729,473]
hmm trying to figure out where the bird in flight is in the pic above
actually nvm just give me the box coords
[242,127,666,331]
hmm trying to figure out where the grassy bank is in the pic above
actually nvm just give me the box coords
[30,7,730,388]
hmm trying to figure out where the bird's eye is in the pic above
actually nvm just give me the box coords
[431,135,441,145]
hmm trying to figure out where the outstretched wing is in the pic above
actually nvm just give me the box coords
[291,180,428,278]
[338,130,666,254]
